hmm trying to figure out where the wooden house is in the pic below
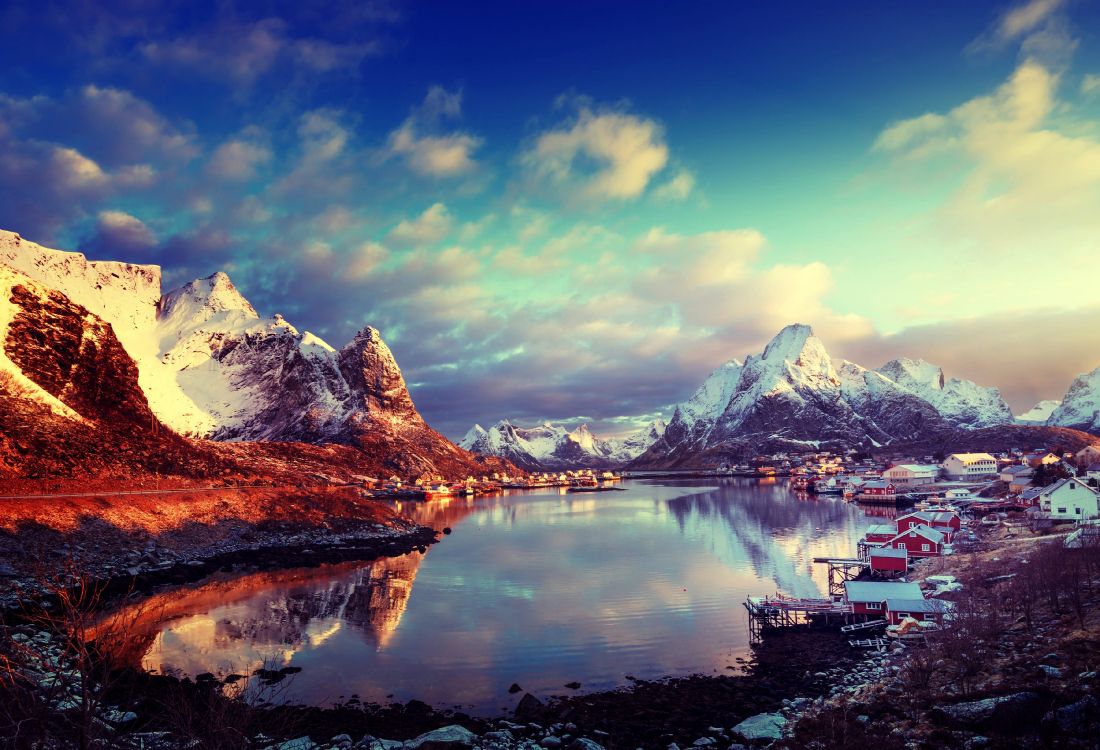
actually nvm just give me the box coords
[886,524,946,558]
[869,547,908,576]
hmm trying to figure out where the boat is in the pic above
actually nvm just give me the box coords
[567,485,624,493]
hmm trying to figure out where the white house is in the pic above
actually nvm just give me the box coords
[999,464,1034,483]
[1038,478,1100,521]
[884,463,940,486]
[942,453,998,480]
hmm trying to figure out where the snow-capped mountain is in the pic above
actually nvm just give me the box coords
[874,357,1013,429]
[636,324,1008,467]
[460,419,666,470]
[1047,365,1100,434]
[1016,399,1062,425]
[0,229,502,477]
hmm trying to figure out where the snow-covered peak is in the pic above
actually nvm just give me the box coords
[1016,399,1061,424]
[459,424,489,450]
[1048,365,1100,434]
[676,359,744,428]
[161,272,258,320]
[877,357,945,391]
[761,323,816,363]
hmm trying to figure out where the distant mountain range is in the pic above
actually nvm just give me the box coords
[0,229,510,479]
[465,323,1100,469]
[458,419,667,471]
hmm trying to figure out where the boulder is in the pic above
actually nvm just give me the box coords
[731,713,787,741]
[1044,695,1099,733]
[932,692,1044,731]
[569,739,605,750]
[276,738,318,750]
[405,725,478,750]
[515,693,545,720]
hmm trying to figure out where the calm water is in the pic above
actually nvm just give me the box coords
[123,479,886,712]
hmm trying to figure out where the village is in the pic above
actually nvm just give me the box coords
[740,443,1100,654]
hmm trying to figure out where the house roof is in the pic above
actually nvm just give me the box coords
[1002,465,1033,476]
[1041,478,1098,497]
[888,464,939,473]
[867,523,898,536]
[1087,464,1100,472]
[844,580,923,603]
[885,598,950,613]
[862,480,894,489]
[898,510,957,524]
[890,524,945,545]
[870,547,908,559]
[946,453,996,463]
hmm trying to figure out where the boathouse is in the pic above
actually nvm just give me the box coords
[869,547,908,575]
[864,523,898,544]
[896,510,960,541]
[886,524,945,558]
[843,580,923,616]
[884,597,950,625]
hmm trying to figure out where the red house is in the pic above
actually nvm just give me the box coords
[864,523,898,544]
[869,546,908,575]
[843,581,924,616]
[884,597,951,625]
[887,524,945,558]
[896,511,961,541]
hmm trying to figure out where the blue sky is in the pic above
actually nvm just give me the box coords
[2,0,1100,438]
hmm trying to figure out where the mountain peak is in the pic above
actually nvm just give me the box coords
[162,271,259,321]
[761,323,815,361]
[337,326,417,420]
[878,357,945,391]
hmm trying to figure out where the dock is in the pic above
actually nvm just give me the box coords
[743,594,854,642]
[812,556,869,598]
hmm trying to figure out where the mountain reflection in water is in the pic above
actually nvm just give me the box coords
[124,480,880,712]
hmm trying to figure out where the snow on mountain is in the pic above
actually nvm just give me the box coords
[636,324,973,467]
[1,229,499,477]
[1048,365,1100,434]
[460,418,666,470]
[875,357,1013,429]
[1016,399,1061,424]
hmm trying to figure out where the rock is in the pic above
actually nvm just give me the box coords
[277,738,318,750]
[932,692,1044,731]
[564,681,581,690]
[569,740,605,750]
[731,713,787,742]
[509,683,523,694]
[331,735,353,749]
[691,738,715,747]
[515,693,545,721]
[540,738,563,749]
[405,725,478,750]
[1044,695,1099,733]
[1038,664,1063,678]
[102,709,138,724]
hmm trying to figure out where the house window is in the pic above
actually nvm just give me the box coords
[922,544,930,552]
[898,543,906,550]
[866,602,881,610]
[1057,507,1067,514]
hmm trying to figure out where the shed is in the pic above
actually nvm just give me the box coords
[869,546,908,575]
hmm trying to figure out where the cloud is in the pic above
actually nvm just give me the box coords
[1083,73,1100,96]
[652,169,695,201]
[386,203,455,247]
[968,0,1067,52]
[140,17,379,86]
[83,210,157,255]
[206,138,272,181]
[384,87,482,178]
[522,103,670,201]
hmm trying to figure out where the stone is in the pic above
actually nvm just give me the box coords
[515,693,545,721]
[540,738,563,749]
[102,709,138,724]
[731,713,787,741]
[1038,664,1063,678]
[277,738,318,750]
[1044,695,1099,733]
[691,739,715,747]
[330,735,353,749]
[569,740,605,750]
[932,692,1044,731]
[405,725,478,750]
[509,683,523,694]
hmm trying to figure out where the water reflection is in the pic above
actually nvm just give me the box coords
[125,480,876,712]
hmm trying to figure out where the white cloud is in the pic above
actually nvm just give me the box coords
[384,87,482,177]
[206,138,272,181]
[1082,73,1100,96]
[94,210,157,251]
[968,0,1067,54]
[50,147,108,190]
[653,169,695,201]
[522,105,669,200]
[386,203,454,247]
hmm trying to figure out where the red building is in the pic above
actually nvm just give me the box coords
[869,547,908,575]
[896,510,960,541]
[884,597,951,625]
[864,523,898,544]
[887,524,945,558]
[843,581,924,616]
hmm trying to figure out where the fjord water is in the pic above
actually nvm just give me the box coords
[133,479,881,712]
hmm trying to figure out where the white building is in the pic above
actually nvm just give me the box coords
[884,464,940,486]
[941,453,997,480]
[1038,478,1099,521]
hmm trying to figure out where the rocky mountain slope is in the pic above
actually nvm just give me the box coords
[459,419,666,470]
[634,324,1015,468]
[1047,365,1100,435]
[0,230,510,479]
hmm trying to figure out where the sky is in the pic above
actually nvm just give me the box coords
[2,0,1100,439]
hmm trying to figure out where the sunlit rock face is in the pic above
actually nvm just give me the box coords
[1,229,509,477]
[1048,365,1100,435]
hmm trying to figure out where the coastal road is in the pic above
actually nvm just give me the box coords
[0,483,358,501]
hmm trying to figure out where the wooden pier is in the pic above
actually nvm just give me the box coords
[743,594,855,642]
[813,556,869,598]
